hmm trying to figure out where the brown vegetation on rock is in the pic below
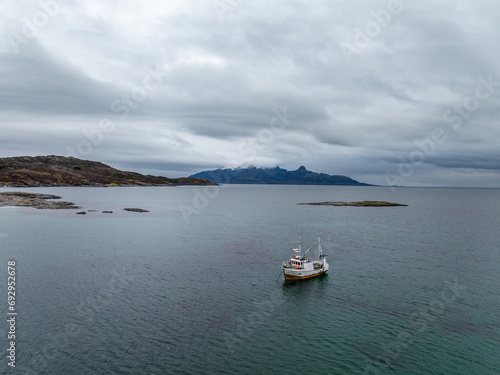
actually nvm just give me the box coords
[0,155,217,187]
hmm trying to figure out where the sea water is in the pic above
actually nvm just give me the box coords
[0,185,499,374]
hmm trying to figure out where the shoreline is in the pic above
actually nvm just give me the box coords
[0,192,79,209]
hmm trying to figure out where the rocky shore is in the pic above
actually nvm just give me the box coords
[298,200,408,207]
[0,192,79,209]
[0,192,152,214]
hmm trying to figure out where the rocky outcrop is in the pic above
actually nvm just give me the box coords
[0,192,79,209]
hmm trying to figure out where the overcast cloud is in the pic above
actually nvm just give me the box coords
[1,0,499,186]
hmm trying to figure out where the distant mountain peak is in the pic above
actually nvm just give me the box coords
[189,165,372,186]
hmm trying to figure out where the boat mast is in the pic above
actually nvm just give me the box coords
[297,228,302,255]
[318,231,323,259]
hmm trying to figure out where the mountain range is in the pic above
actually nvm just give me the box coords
[190,165,372,185]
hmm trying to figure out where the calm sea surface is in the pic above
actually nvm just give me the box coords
[1,185,499,374]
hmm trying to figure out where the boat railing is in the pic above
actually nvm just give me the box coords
[282,262,305,270]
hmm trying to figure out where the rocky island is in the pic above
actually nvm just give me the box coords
[0,155,217,187]
[298,201,408,207]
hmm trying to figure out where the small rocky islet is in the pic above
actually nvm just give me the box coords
[298,200,408,207]
[0,192,150,214]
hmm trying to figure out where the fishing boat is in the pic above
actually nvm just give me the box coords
[282,231,329,281]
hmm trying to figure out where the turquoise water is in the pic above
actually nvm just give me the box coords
[1,185,499,374]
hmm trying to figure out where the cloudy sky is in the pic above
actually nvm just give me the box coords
[1,0,499,186]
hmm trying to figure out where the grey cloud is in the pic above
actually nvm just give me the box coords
[0,0,499,186]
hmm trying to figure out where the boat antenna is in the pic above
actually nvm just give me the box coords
[317,231,329,259]
[318,231,323,258]
[296,227,302,254]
